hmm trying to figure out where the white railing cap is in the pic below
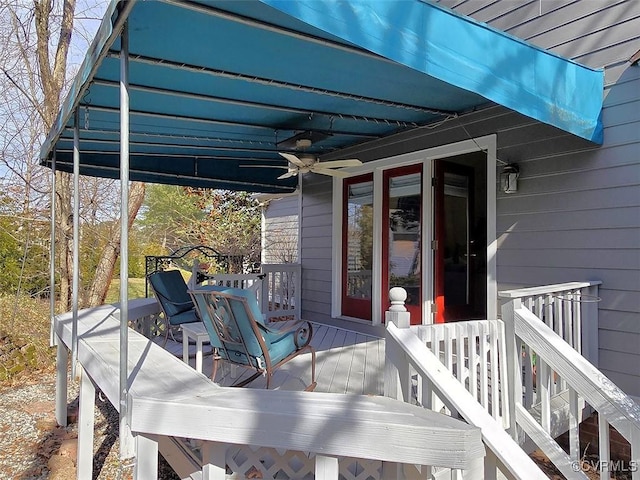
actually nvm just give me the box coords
[498,281,602,299]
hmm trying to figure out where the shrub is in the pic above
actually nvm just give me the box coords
[0,294,54,384]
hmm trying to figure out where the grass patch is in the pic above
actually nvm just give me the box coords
[0,294,54,384]
[105,277,148,304]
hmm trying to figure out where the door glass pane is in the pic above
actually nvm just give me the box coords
[346,180,373,300]
[388,173,421,307]
[444,172,469,306]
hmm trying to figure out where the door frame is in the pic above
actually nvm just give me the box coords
[331,135,497,325]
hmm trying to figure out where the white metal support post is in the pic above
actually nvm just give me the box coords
[50,153,56,347]
[119,20,134,459]
[71,110,80,378]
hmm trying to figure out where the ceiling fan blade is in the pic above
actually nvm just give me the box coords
[240,164,289,170]
[315,159,362,169]
[278,152,307,168]
[277,170,299,180]
[311,167,349,178]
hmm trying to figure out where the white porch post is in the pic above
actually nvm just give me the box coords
[77,366,96,479]
[119,20,134,459]
[201,442,227,480]
[71,110,80,378]
[501,298,521,440]
[384,287,412,402]
[134,434,158,480]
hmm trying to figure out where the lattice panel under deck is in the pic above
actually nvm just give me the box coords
[225,445,381,479]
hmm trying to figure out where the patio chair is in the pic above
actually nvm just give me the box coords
[190,287,316,391]
[147,269,202,346]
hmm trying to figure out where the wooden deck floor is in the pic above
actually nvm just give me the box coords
[165,323,386,395]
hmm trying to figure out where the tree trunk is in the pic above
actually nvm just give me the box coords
[55,172,74,310]
[86,182,146,307]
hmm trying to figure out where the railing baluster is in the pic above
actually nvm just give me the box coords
[469,323,478,403]
[573,289,582,354]
[478,322,489,411]
[455,323,464,384]
[489,321,499,421]
[539,357,551,433]
[569,387,580,462]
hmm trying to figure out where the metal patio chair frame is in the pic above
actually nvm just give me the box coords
[190,287,316,391]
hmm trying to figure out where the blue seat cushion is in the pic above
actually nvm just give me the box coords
[169,307,200,326]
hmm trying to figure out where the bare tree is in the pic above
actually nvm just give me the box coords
[0,1,145,309]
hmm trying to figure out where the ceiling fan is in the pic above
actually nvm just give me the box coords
[275,151,362,179]
[248,132,362,179]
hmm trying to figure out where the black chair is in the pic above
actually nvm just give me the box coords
[147,269,201,346]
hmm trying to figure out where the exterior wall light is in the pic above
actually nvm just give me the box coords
[501,164,520,194]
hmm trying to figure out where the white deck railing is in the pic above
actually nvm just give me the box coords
[197,263,301,323]
[411,320,511,430]
[502,297,640,480]
[260,263,301,322]
[54,297,485,480]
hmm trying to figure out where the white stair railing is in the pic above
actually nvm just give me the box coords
[502,298,640,480]
[499,281,601,409]
[384,287,548,480]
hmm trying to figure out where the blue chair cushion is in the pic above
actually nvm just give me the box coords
[148,270,193,317]
[195,288,306,368]
[169,307,200,326]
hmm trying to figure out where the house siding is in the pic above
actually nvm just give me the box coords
[262,195,299,264]
[267,1,640,396]
[438,0,640,398]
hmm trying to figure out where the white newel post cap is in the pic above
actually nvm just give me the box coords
[389,287,407,312]
[386,287,410,329]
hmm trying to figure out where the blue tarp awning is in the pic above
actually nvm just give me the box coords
[40,0,604,193]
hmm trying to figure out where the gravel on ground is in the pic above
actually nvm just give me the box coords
[0,370,177,480]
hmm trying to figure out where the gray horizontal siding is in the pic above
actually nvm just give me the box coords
[263,196,299,264]
[498,228,640,250]
[293,0,640,396]
[300,176,335,323]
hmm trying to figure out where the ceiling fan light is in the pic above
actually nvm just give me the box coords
[295,138,312,149]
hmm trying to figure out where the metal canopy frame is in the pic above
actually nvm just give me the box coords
[40,0,603,195]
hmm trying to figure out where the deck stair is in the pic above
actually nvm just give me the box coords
[385,282,640,480]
